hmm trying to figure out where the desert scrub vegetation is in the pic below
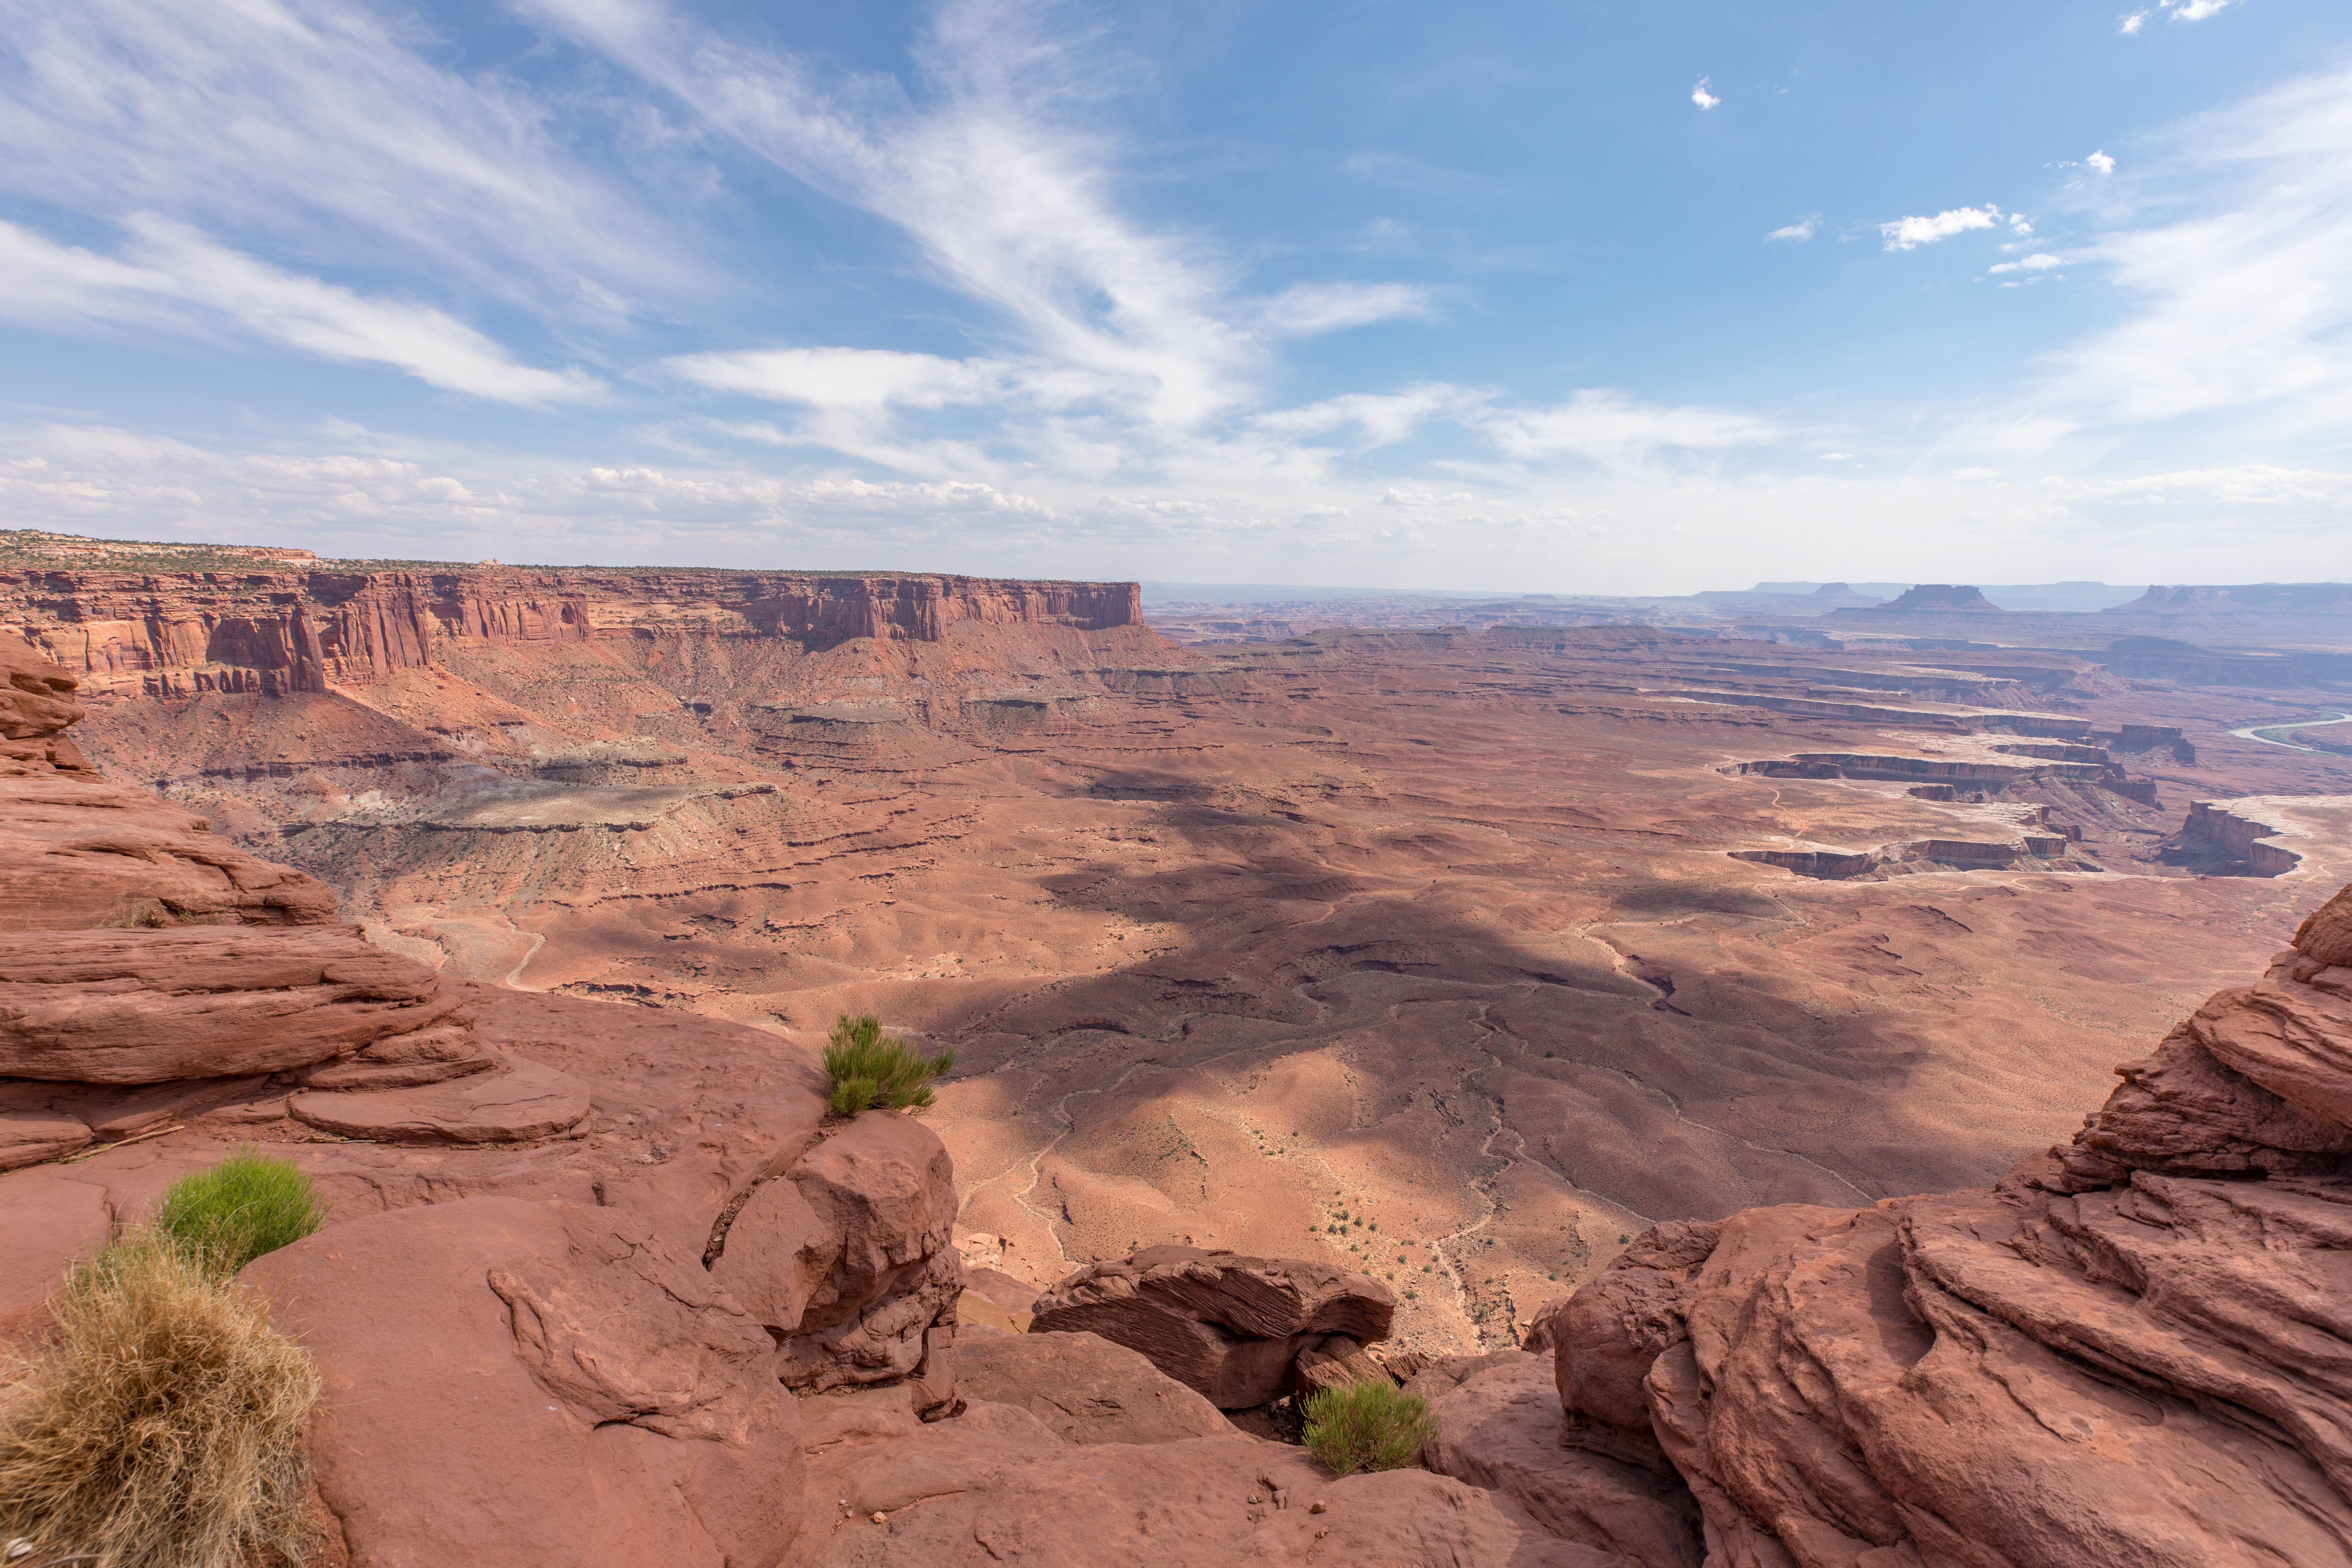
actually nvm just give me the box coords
[0,1227,321,1568]
[1301,1379,1437,1477]
[822,1011,955,1114]
[154,1147,328,1274]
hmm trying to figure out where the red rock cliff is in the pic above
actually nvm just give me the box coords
[0,558,1143,698]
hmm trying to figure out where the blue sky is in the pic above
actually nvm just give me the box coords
[1,0,2347,591]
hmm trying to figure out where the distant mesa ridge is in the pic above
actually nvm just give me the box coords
[0,531,1140,698]
[2109,582,2352,615]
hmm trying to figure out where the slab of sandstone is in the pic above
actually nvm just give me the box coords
[287,1056,590,1144]
[795,1405,1630,1568]
[955,1328,1238,1446]
[249,1196,800,1568]
[1028,1245,1394,1408]
[0,926,467,1082]
[0,1108,91,1171]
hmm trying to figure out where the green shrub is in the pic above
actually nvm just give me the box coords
[154,1149,327,1275]
[1301,1379,1436,1477]
[821,1013,954,1115]
[0,1227,320,1568]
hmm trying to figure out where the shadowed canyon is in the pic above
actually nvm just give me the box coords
[13,533,2352,1367]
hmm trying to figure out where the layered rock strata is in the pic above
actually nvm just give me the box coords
[4,561,1142,697]
[0,645,581,1163]
[1521,881,2352,1567]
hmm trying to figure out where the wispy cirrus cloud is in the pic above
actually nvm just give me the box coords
[1479,390,1782,468]
[1256,282,1435,336]
[0,216,603,403]
[0,0,688,306]
[1766,215,1820,243]
[1987,252,2067,275]
[525,0,1262,431]
[1255,384,1488,448]
[2044,65,2352,430]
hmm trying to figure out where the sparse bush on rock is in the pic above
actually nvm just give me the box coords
[822,1012,955,1114]
[1301,1378,1436,1477]
[154,1148,327,1275]
[0,1226,321,1568]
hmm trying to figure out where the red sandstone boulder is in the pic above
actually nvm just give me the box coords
[956,1328,1238,1445]
[708,1111,964,1398]
[0,642,94,777]
[1289,1332,1391,1399]
[1029,1246,1394,1408]
[252,1196,800,1568]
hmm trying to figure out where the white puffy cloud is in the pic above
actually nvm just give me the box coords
[2122,1,2233,31]
[2087,150,2117,174]
[1880,205,2002,250]
[1766,216,1820,243]
[1691,77,1720,111]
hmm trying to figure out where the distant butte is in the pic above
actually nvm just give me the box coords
[1849,582,2003,613]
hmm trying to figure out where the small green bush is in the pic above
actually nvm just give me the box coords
[154,1149,327,1275]
[1301,1379,1437,1477]
[821,1013,955,1115]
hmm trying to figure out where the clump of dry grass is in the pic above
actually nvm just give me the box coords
[0,1227,320,1568]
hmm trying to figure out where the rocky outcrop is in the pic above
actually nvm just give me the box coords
[0,643,585,1160]
[1029,1246,1395,1408]
[3,535,1143,699]
[1521,882,2352,1567]
[0,642,337,927]
[1418,1352,1703,1568]
[2175,799,2302,876]
[708,1112,965,1407]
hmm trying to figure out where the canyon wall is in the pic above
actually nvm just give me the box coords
[0,564,1143,698]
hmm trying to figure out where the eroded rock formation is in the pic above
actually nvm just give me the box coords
[1518,881,2352,1567]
